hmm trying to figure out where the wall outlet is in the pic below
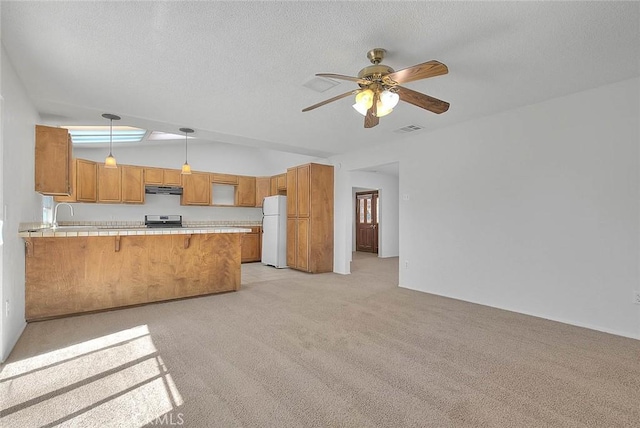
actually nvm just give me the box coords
[404,260,409,269]
[634,292,640,305]
[5,300,9,317]
[402,194,410,201]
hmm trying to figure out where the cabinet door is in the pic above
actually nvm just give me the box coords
[241,230,261,263]
[144,168,163,185]
[277,173,287,191]
[97,165,122,203]
[122,165,145,204]
[270,176,278,196]
[55,157,77,202]
[296,218,310,271]
[211,173,239,184]
[181,172,211,205]
[287,218,297,268]
[286,168,297,217]
[76,159,97,202]
[255,177,270,207]
[236,176,256,207]
[35,125,72,195]
[296,164,310,218]
[163,169,182,186]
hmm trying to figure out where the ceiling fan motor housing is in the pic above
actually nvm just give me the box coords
[357,64,395,85]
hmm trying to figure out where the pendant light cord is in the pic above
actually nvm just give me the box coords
[109,117,113,156]
[185,131,188,163]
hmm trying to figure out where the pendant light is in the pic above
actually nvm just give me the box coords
[179,127,194,175]
[102,113,121,168]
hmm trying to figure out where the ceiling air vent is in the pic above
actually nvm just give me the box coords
[393,124,424,134]
[302,76,341,93]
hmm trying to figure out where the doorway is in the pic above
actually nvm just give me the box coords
[355,190,378,253]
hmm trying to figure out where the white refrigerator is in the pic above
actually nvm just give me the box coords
[261,195,288,268]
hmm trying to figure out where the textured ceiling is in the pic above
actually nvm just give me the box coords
[2,1,638,157]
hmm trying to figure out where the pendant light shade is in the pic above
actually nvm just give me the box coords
[102,113,121,168]
[180,127,194,175]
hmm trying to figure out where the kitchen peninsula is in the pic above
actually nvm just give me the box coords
[20,225,250,321]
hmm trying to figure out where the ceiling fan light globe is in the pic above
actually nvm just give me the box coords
[380,90,399,109]
[376,101,393,117]
[354,89,374,109]
[352,103,368,116]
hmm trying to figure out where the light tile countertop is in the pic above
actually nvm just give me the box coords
[19,221,258,238]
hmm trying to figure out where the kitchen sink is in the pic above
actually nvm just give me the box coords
[50,225,99,231]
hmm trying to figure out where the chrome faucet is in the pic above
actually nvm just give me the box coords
[52,203,74,228]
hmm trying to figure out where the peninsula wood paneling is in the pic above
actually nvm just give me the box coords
[25,233,241,320]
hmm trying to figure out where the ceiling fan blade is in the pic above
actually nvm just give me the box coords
[364,91,380,128]
[396,86,450,114]
[384,60,448,85]
[316,73,370,85]
[302,90,356,112]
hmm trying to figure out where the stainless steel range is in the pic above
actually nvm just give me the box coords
[144,215,183,228]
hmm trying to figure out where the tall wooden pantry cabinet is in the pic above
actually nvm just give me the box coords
[286,163,334,273]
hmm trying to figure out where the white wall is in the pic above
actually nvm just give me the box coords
[350,171,399,258]
[332,77,640,339]
[1,45,42,361]
[55,143,318,223]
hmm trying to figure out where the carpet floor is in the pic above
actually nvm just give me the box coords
[1,252,639,427]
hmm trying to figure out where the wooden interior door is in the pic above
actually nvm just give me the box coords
[355,191,378,253]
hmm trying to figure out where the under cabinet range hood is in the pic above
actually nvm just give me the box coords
[145,185,183,195]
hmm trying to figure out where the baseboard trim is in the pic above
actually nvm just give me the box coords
[1,320,27,362]
[398,284,640,341]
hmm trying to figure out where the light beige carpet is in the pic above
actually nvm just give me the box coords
[2,252,639,427]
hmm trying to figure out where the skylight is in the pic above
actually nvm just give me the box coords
[62,126,147,144]
[147,131,193,141]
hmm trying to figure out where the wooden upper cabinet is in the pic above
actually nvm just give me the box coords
[269,173,286,196]
[181,172,211,206]
[287,164,311,217]
[277,173,287,191]
[76,159,97,202]
[144,168,163,185]
[211,173,239,185]
[163,169,182,186]
[236,176,256,207]
[122,165,145,204]
[255,177,270,207]
[97,165,122,203]
[144,168,182,186]
[286,168,297,217]
[56,158,97,203]
[35,125,72,195]
[296,164,311,218]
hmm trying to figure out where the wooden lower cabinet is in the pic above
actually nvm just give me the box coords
[287,217,310,271]
[241,226,261,263]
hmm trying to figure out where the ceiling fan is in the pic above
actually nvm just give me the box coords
[302,48,450,128]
